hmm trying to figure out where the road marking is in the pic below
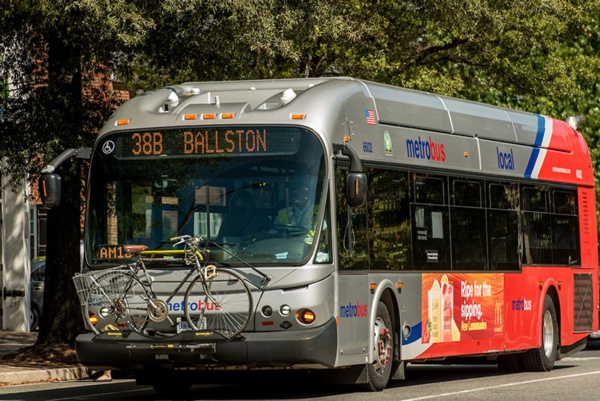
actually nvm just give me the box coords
[401,370,600,400]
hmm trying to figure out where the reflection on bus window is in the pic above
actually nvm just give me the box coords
[87,127,328,266]
[335,166,580,272]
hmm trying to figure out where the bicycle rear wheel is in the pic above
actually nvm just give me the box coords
[184,269,252,338]
[84,270,150,334]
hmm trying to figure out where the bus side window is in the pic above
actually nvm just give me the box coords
[522,186,552,265]
[369,169,411,270]
[451,179,485,270]
[552,190,580,265]
[487,182,519,271]
[411,175,449,270]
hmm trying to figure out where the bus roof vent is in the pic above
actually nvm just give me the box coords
[280,88,296,104]
[158,90,180,113]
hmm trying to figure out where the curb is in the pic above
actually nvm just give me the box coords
[0,366,89,386]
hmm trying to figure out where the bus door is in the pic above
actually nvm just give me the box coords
[335,166,371,364]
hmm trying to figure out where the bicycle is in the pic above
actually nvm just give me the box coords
[73,235,253,339]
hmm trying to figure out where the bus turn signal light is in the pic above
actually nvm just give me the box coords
[297,309,316,324]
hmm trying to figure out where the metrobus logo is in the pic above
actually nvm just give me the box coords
[339,301,368,318]
[406,136,446,162]
[168,300,221,312]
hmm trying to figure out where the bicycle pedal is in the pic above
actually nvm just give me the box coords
[204,264,218,280]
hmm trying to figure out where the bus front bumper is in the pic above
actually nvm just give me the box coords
[75,317,337,370]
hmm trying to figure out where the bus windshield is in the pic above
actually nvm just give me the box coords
[85,126,328,266]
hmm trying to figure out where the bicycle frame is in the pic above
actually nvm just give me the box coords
[75,235,252,338]
[129,243,223,325]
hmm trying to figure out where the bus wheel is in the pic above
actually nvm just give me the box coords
[363,301,393,391]
[523,295,558,372]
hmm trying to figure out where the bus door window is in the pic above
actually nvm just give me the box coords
[336,166,369,270]
[551,190,580,265]
[450,179,485,270]
[521,186,552,265]
[368,168,411,270]
[411,174,449,270]
[487,182,519,271]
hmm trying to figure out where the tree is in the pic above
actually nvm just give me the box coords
[0,1,152,357]
[1,0,600,360]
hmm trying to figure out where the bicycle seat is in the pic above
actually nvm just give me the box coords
[123,244,148,255]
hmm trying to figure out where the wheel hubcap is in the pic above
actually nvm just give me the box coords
[542,309,554,358]
[373,317,392,372]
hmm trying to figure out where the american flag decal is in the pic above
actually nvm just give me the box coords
[365,109,376,125]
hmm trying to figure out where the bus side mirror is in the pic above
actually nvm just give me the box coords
[346,172,367,207]
[39,173,62,208]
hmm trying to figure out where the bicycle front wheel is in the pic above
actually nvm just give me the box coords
[85,270,150,334]
[184,269,252,338]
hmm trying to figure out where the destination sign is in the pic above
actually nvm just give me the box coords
[105,127,302,158]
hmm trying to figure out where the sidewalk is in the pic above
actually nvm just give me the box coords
[0,330,89,386]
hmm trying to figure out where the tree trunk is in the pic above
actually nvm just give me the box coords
[37,167,85,345]
[36,29,86,346]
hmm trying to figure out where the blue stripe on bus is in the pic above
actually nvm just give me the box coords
[524,148,539,178]
[402,321,423,345]
[524,115,546,178]
[533,114,546,146]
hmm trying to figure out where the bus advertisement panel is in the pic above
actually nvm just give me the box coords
[422,273,504,345]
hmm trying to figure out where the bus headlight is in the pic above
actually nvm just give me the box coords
[280,304,291,316]
[261,305,273,317]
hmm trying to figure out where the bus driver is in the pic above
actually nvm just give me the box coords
[276,184,314,227]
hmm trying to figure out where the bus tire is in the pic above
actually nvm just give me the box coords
[523,295,558,372]
[362,301,394,391]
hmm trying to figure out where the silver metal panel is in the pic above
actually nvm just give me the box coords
[442,96,516,142]
[349,126,482,174]
[337,274,370,358]
[368,84,453,133]
[478,139,534,179]
[506,110,542,146]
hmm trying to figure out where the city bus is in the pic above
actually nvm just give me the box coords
[40,77,598,393]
